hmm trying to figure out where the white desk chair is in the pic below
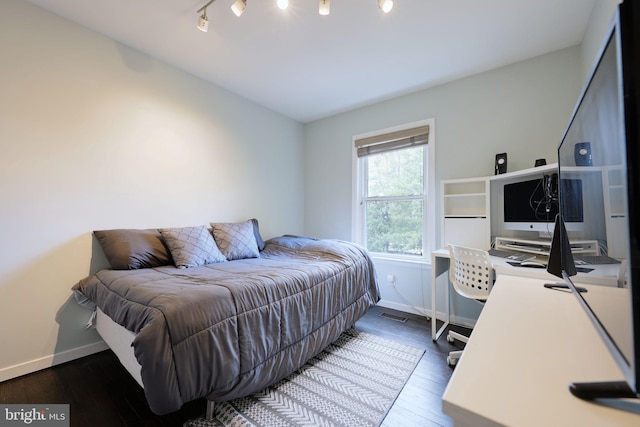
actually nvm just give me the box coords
[446,244,494,366]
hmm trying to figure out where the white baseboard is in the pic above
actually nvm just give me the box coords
[0,341,109,383]
[376,299,477,329]
[376,299,429,317]
[444,314,476,329]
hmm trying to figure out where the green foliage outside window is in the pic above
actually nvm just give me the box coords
[365,146,424,256]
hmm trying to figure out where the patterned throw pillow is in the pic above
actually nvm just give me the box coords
[211,220,260,261]
[159,226,226,268]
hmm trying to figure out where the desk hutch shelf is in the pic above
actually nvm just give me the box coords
[441,163,558,250]
[441,177,490,250]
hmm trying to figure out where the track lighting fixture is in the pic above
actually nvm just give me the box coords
[319,0,330,16]
[378,0,393,13]
[231,0,247,17]
[277,0,289,10]
[197,0,395,32]
[196,0,215,32]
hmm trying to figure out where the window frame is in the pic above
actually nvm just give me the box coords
[352,118,436,263]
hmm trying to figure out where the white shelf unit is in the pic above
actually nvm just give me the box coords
[439,162,625,257]
[441,164,559,251]
[441,177,490,250]
[488,162,558,183]
[602,165,628,259]
[562,165,626,259]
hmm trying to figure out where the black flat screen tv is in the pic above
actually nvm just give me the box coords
[549,0,640,401]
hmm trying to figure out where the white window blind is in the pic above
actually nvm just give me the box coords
[354,125,430,158]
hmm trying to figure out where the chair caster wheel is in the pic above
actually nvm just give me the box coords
[447,356,457,366]
[447,334,455,343]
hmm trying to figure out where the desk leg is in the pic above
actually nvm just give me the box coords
[432,254,450,341]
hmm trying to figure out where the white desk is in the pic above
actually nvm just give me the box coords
[442,275,640,426]
[431,248,622,340]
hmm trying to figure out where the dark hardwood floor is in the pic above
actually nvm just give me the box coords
[0,306,468,426]
[357,306,468,427]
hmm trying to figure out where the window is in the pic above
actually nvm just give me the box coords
[353,119,435,261]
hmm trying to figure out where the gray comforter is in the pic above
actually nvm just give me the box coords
[73,236,379,415]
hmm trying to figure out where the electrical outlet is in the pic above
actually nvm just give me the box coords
[386,274,395,284]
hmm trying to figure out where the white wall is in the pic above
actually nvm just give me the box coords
[303,47,582,323]
[308,0,623,318]
[580,0,622,83]
[0,0,304,380]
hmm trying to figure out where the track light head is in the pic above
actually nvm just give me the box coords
[197,12,209,32]
[319,0,330,15]
[196,0,215,32]
[277,0,289,10]
[231,0,247,17]
[378,0,393,13]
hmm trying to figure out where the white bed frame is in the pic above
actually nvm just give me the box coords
[96,308,216,419]
[96,308,142,386]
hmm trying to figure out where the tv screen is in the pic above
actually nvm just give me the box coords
[503,176,583,233]
[553,0,640,400]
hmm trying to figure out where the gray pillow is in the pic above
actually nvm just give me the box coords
[93,229,172,270]
[211,220,260,260]
[159,226,226,268]
[250,218,266,251]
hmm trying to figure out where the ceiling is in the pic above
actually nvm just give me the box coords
[24,0,596,123]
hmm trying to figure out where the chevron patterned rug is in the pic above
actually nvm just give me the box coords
[183,328,425,427]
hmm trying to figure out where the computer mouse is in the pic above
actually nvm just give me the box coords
[520,261,547,268]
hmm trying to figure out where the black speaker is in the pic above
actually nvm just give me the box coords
[495,153,507,175]
[574,142,593,166]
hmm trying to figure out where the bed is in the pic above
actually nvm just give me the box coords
[72,220,380,416]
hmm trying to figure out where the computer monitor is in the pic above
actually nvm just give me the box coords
[503,175,584,233]
[548,0,640,402]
